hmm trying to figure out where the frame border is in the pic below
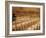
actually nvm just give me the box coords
[5,1,45,37]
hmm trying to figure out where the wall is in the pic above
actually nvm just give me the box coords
[0,0,46,38]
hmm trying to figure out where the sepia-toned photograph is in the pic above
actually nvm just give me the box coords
[12,7,40,31]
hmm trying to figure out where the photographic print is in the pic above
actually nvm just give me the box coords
[12,7,40,31]
[5,1,45,37]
